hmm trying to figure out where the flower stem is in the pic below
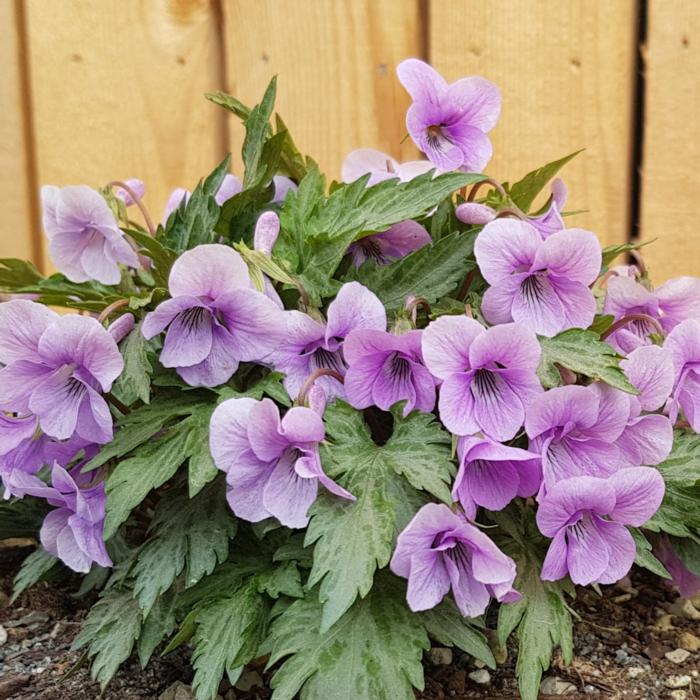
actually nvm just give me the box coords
[467,177,508,202]
[297,368,344,406]
[600,313,664,340]
[108,180,156,236]
[105,392,130,415]
[456,269,476,302]
[97,298,130,323]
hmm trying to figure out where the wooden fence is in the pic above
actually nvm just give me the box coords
[1,0,698,281]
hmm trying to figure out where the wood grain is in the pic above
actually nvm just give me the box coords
[23,0,228,270]
[429,0,638,248]
[639,1,700,281]
[221,0,422,181]
[0,0,41,264]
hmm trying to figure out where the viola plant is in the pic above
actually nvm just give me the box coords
[2,60,700,700]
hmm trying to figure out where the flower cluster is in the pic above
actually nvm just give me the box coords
[2,57,699,700]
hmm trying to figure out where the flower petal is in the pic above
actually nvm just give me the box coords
[540,529,569,581]
[595,519,637,585]
[468,322,541,371]
[621,345,675,411]
[446,76,501,131]
[405,550,451,612]
[438,373,479,436]
[397,58,447,106]
[262,458,318,528]
[325,282,386,341]
[533,228,601,285]
[474,219,541,285]
[422,314,483,380]
[0,300,57,364]
[159,307,213,368]
[609,466,665,526]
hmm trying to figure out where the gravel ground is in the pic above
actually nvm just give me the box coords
[1,542,699,700]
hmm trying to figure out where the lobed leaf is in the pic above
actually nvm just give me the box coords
[11,548,59,603]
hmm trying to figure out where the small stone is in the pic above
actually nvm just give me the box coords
[235,671,263,692]
[670,691,688,700]
[0,591,9,609]
[158,681,196,700]
[468,669,490,685]
[17,611,49,626]
[654,614,675,631]
[666,648,691,665]
[665,675,692,689]
[670,599,700,621]
[583,685,597,695]
[627,666,646,678]
[615,648,629,664]
[0,626,7,647]
[224,691,237,700]
[679,631,700,651]
[427,647,453,666]
[539,676,577,695]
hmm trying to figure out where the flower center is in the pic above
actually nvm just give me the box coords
[311,347,345,374]
[387,352,411,382]
[180,306,208,332]
[520,274,547,304]
[472,368,499,400]
[359,238,388,264]
[426,124,450,152]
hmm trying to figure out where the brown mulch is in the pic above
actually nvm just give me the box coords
[0,542,698,700]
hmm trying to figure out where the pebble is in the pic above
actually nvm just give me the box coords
[670,691,688,700]
[665,648,691,665]
[679,631,700,651]
[0,625,6,647]
[654,614,675,631]
[224,690,237,700]
[468,669,490,685]
[4,611,49,628]
[670,599,700,621]
[158,681,196,700]
[615,648,630,664]
[583,685,597,694]
[665,675,692,689]
[539,676,577,695]
[0,591,9,609]
[427,647,453,666]
[627,666,646,678]
[235,671,263,692]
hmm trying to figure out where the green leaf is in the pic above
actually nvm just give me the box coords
[123,229,177,288]
[192,579,270,700]
[242,77,277,187]
[630,528,671,578]
[72,586,142,690]
[112,320,153,406]
[11,548,59,603]
[0,497,48,540]
[305,402,453,631]
[348,231,476,313]
[159,155,231,252]
[266,579,429,700]
[497,556,573,700]
[420,599,494,668]
[137,590,177,667]
[509,150,582,212]
[0,258,44,289]
[205,90,254,121]
[601,240,652,268]
[674,536,700,576]
[646,431,700,537]
[103,401,217,537]
[255,560,304,600]
[131,480,236,615]
[274,113,309,182]
[538,329,637,393]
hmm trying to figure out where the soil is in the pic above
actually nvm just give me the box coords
[0,542,698,700]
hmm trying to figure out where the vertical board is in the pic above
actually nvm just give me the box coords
[429,0,638,248]
[0,0,40,263]
[221,0,422,180]
[24,0,227,270]
[640,2,700,281]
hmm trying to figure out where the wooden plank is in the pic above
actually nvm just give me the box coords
[640,2,700,281]
[429,1,638,248]
[0,0,40,264]
[23,0,228,270]
[221,0,422,181]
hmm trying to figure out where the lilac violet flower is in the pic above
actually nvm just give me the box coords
[142,243,284,387]
[653,535,700,598]
[41,185,139,285]
[453,437,541,519]
[341,148,435,185]
[664,319,700,431]
[390,503,519,617]
[0,300,123,443]
[343,329,436,416]
[348,221,432,267]
[421,316,542,440]
[474,219,601,336]
[209,397,354,528]
[537,467,665,585]
[114,178,145,206]
[270,282,386,400]
[397,59,501,172]
[162,173,242,223]
[27,463,111,573]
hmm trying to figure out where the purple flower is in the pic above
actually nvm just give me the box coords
[0,300,123,443]
[343,329,436,416]
[537,467,665,585]
[114,178,145,206]
[456,179,568,237]
[390,503,519,616]
[396,59,501,172]
[349,221,432,267]
[209,397,354,528]
[142,244,284,388]
[653,535,700,599]
[41,185,138,285]
[270,282,386,400]
[29,463,111,573]
[453,437,541,519]
[603,276,700,353]
[422,316,542,440]
[525,384,628,492]
[252,212,284,309]
[341,148,435,186]
[272,175,297,203]
[107,312,136,344]
[665,319,700,430]
[474,219,601,336]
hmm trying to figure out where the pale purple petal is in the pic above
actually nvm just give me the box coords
[595,519,637,585]
[247,399,289,462]
[656,276,700,330]
[280,406,326,445]
[455,202,496,225]
[471,372,525,441]
[29,371,85,440]
[566,514,610,585]
[511,274,567,337]
[272,175,297,203]
[609,466,665,526]
[253,211,280,256]
[618,414,673,466]
[443,125,493,173]
[621,345,675,411]
[215,174,242,205]
[533,228,601,285]
[397,58,447,106]
[474,219,541,285]
[48,232,91,282]
[405,550,451,612]
[525,385,598,440]
[548,277,597,332]
[108,312,135,344]
[162,187,189,223]
[468,322,541,371]
[422,315,483,380]
[446,76,501,132]
[114,178,145,206]
[0,361,54,412]
[444,554,491,617]
[0,300,57,364]
[438,373,479,436]
[159,307,213,368]
[325,282,386,341]
[603,276,657,320]
[142,296,203,339]
[80,234,122,285]
[341,148,400,185]
[76,388,114,444]
[262,457,318,528]
[540,529,570,581]
[168,244,250,299]
[176,324,241,387]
